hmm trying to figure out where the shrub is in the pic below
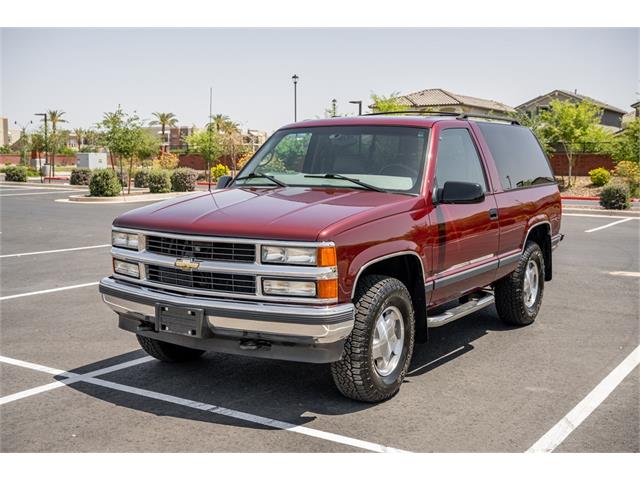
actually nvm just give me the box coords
[153,152,180,170]
[237,151,253,170]
[134,169,150,188]
[171,168,198,192]
[614,160,640,197]
[148,169,171,193]
[588,167,611,187]
[89,169,121,197]
[4,165,28,182]
[599,185,630,210]
[211,163,231,181]
[70,168,92,186]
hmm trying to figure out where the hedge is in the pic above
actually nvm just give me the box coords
[171,168,198,192]
[148,169,171,193]
[4,165,28,182]
[599,185,630,210]
[70,168,92,186]
[89,169,122,197]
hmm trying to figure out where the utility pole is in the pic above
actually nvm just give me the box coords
[291,74,299,122]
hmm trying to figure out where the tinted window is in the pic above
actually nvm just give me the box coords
[435,128,487,191]
[477,123,555,190]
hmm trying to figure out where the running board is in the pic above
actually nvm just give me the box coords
[427,292,495,328]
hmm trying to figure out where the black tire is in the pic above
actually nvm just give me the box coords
[495,241,545,326]
[136,335,205,362]
[331,275,415,403]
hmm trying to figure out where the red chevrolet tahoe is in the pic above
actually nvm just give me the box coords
[100,113,563,402]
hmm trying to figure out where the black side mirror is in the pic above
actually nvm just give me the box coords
[438,181,485,204]
[216,175,232,189]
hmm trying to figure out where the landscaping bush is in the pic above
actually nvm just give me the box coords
[614,160,640,197]
[599,185,630,210]
[211,163,231,181]
[70,168,92,186]
[89,168,122,197]
[4,165,28,182]
[148,169,171,193]
[171,168,198,192]
[134,169,150,188]
[153,152,180,170]
[588,167,611,187]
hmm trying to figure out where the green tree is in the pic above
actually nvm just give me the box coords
[185,127,224,182]
[98,108,126,169]
[369,92,405,113]
[47,110,67,174]
[73,128,84,150]
[539,100,611,186]
[511,110,553,156]
[150,112,178,148]
[611,118,640,164]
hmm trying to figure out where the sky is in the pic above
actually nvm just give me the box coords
[1,28,637,134]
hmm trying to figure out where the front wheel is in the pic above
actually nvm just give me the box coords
[137,335,205,362]
[331,275,415,403]
[495,241,545,326]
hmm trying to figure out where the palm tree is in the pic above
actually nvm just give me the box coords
[74,128,84,151]
[47,110,66,176]
[207,114,231,133]
[150,112,178,150]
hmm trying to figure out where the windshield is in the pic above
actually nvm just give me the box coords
[234,126,429,194]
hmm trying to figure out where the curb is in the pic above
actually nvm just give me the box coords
[64,191,195,204]
[562,195,639,202]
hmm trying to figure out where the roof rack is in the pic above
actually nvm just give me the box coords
[362,110,520,125]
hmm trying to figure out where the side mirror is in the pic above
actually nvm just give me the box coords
[438,181,485,204]
[216,175,232,189]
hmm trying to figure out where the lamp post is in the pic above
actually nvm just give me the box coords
[349,100,363,116]
[291,74,299,122]
[331,98,337,117]
[34,113,48,183]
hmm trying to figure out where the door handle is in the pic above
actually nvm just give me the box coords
[488,208,499,220]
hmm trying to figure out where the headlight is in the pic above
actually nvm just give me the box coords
[261,245,336,266]
[112,231,140,250]
[262,279,317,297]
[113,259,140,278]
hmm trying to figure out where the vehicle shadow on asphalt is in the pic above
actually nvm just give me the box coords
[59,305,519,432]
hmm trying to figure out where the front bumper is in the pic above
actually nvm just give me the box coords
[99,277,355,363]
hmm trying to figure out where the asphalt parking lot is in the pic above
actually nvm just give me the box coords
[0,182,638,453]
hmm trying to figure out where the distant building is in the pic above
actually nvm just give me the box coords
[0,118,8,146]
[169,126,195,150]
[242,129,267,152]
[517,89,627,130]
[370,88,516,116]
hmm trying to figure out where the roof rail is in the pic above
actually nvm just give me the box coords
[456,112,520,125]
[362,110,520,125]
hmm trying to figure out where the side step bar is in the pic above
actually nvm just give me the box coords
[427,292,495,328]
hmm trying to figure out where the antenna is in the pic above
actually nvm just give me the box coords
[208,86,212,192]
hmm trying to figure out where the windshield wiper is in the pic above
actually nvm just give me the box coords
[303,173,385,192]
[234,172,287,187]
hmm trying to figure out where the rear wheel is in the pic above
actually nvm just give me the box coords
[331,275,415,403]
[495,241,545,326]
[137,335,205,362]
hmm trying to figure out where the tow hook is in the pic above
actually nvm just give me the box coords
[239,339,271,351]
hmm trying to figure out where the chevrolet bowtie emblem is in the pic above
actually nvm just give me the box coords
[174,258,200,271]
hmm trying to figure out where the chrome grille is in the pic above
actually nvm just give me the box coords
[146,265,256,295]
[146,235,256,263]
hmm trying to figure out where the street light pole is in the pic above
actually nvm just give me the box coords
[291,74,299,122]
[349,100,363,116]
[35,113,48,183]
[331,99,337,117]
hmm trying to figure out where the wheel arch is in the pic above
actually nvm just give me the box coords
[523,220,552,281]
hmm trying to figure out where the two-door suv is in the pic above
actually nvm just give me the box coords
[100,113,563,402]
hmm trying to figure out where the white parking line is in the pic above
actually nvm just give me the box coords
[0,190,80,197]
[0,354,407,453]
[0,282,99,301]
[563,213,635,219]
[528,345,640,453]
[585,217,633,233]
[609,271,640,278]
[0,244,110,258]
[0,356,153,406]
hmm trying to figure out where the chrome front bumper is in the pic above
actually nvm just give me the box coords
[99,277,355,345]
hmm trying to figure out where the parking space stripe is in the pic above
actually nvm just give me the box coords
[609,271,640,278]
[527,345,640,453]
[564,213,636,219]
[584,217,633,233]
[0,244,110,258]
[0,354,407,452]
[0,356,153,406]
[0,190,81,197]
[0,282,99,301]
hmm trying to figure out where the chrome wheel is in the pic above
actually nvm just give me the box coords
[523,260,539,308]
[371,306,405,377]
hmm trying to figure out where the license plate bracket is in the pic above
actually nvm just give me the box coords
[155,304,205,337]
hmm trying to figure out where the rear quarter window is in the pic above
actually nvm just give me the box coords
[477,123,555,191]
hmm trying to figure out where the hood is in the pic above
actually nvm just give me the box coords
[113,187,422,241]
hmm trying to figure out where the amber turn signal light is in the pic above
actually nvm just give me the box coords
[317,246,337,267]
[317,278,338,299]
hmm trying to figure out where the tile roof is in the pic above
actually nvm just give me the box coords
[517,90,627,114]
[397,88,516,113]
